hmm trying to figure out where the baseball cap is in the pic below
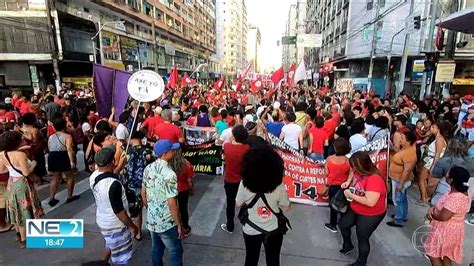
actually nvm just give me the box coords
[154,140,180,157]
[4,97,11,104]
[463,94,473,101]
[95,145,116,167]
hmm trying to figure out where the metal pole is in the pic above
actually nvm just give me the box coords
[367,0,381,91]
[98,21,105,65]
[125,101,141,154]
[396,0,414,97]
[424,0,439,97]
[385,28,405,96]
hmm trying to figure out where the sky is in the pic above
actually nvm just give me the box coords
[246,0,296,73]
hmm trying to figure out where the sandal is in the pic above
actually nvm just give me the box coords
[20,240,26,249]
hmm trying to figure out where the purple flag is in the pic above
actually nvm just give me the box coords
[93,64,114,118]
[113,69,132,121]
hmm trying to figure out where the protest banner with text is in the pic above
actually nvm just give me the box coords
[182,126,223,175]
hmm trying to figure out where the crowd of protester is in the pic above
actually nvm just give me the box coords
[0,83,472,266]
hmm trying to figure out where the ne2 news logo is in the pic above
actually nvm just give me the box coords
[26,219,83,249]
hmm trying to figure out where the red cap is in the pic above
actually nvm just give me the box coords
[463,95,473,101]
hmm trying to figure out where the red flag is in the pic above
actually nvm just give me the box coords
[286,64,296,87]
[250,78,263,94]
[271,66,284,87]
[236,74,243,92]
[264,87,275,99]
[167,65,179,89]
[214,76,225,93]
[181,73,195,87]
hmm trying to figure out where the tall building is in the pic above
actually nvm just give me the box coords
[0,0,218,92]
[215,0,248,75]
[282,4,297,70]
[247,24,261,72]
[306,0,436,95]
[296,0,307,64]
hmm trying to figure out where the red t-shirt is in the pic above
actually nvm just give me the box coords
[350,174,387,216]
[187,116,196,126]
[326,158,350,185]
[153,122,183,143]
[309,127,328,154]
[143,116,163,138]
[223,143,249,183]
[323,118,337,140]
[0,111,16,123]
[19,102,31,115]
[177,161,195,193]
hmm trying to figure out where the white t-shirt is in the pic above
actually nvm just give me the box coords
[350,133,367,152]
[243,114,255,127]
[280,123,302,150]
[115,123,129,141]
[236,183,290,235]
[219,127,233,145]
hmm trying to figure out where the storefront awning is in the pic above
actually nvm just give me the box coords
[438,7,474,34]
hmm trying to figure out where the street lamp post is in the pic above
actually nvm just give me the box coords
[385,27,405,96]
[91,21,125,65]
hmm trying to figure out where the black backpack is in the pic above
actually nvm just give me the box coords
[93,173,142,218]
[238,193,291,235]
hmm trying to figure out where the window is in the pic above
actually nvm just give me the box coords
[378,0,385,8]
[367,0,373,10]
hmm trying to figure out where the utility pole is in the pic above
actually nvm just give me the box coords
[396,0,415,97]
[442,0,459,96]
[367,0,381,91]
[420,0,439,99]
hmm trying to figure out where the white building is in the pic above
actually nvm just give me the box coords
[215,0,248,75]
[247,25,261,72]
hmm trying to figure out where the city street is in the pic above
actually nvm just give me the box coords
[0,154,471,265]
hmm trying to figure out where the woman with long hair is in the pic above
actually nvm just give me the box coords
[236,145,290,266]
[0,131,43,248]
[169,148,194,237]
[338,151,387,266]
[418,121,451,205]
[424,166,471,266]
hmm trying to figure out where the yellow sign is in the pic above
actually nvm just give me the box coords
[413,60,425,72]
[435,63,456,83]
[63,77,93,84]
[453,78,474,85]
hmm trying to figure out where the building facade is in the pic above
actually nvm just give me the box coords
[0,0,58,94]
[247,24,261,72]
[282,4,297,70]
[307,0,432,95]
[0,0,218,92]
[215,0,247,75]
[296,0,307,64]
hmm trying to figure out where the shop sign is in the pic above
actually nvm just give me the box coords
[296,34,322,48]
[101,31,122,61]
[453,78,474,85]
[164,44,176,56]
[28,0,46,11]
[435,62,456,82]
[120,37,139,62]
[412,60,425,77]
[63,77,93,84]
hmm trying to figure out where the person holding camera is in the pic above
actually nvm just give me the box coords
[338,151,387,266]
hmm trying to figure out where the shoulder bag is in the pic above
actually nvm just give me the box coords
[4,152,40,183]
[329,189,348,213]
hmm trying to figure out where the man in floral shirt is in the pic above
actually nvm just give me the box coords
[141,140,184,266]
